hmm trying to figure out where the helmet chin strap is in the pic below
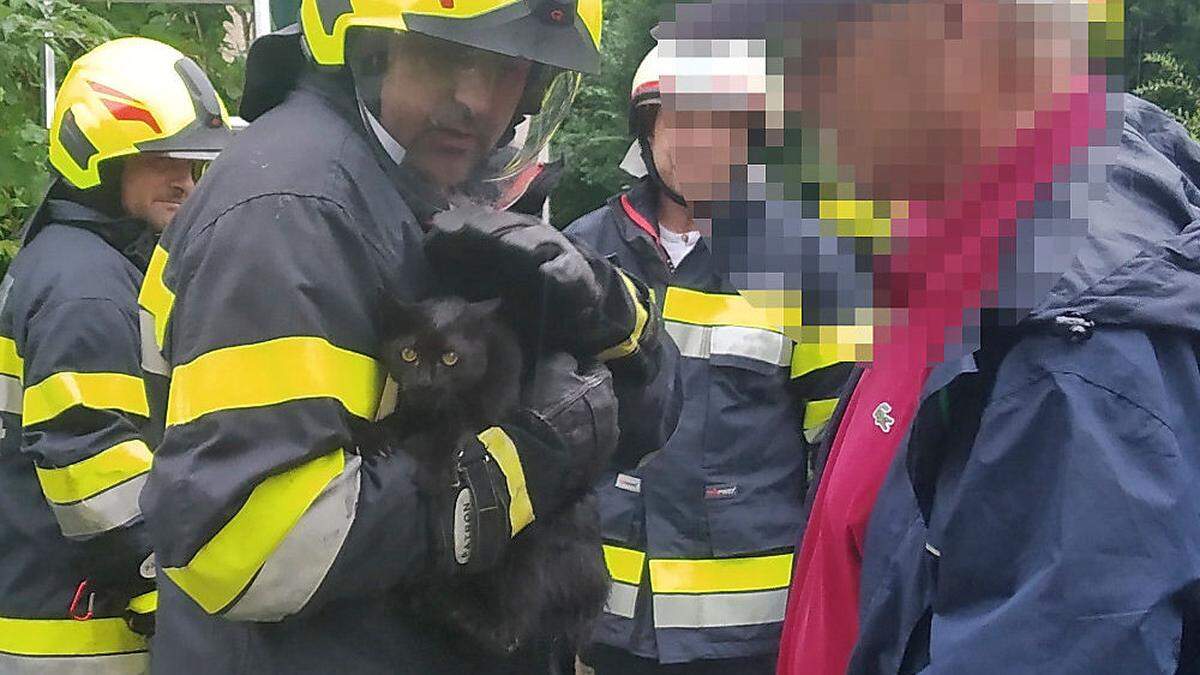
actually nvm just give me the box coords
[638,135,688,207]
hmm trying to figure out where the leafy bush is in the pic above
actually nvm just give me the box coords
[1135,51,1200,138]
[0,0,118,264]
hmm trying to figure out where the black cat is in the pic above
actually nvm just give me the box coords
[377,296,612,656]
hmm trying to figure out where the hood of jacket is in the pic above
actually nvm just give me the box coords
[1024,94,1200,334]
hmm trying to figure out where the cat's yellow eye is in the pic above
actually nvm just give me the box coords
[441,351,459,367]
[400,347,418,363]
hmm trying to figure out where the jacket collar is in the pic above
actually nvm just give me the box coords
[39,199,156,273]
[611,179,673,273]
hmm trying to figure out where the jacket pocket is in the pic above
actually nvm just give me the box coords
[596,472,645,547]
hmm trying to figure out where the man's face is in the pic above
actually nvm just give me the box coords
[120,153,196,233]
[664,0,1079,203]
[659,0,1101,361]
[659,107,756,203]
[647,108,689,197]
[378,32,533,193]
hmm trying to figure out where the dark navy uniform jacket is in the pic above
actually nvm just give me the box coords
[567,179,852,663]
[0,198,159,673]
[139,34,676,675]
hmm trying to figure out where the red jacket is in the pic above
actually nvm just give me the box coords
[777,362,930,675]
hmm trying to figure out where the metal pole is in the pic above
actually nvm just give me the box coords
[540,141,551,223]
[252,0,272,40]
[42,0,56,129]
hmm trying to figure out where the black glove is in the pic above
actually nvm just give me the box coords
[426,206,642,357]
[438,353,618,575]
[426,205,601,306]
[512,353,619,513]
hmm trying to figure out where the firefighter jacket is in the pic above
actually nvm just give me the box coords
[0,198,159,673]
[564,179,852,664]
[139,46,677,675]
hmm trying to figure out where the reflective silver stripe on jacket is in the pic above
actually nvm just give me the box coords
[665,322,791,367]
[604,581,639,619]
[651,588,789,629]
[138,310,169,377]
[49,473,147,539]
[223,451,362,621]
[0,373,20,414]
[0,651,148,675]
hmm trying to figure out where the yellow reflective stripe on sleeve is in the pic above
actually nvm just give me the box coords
[23,372,150,427]
[602,544,646,585]
[803,398,839,434]
[663,287,796,332]
[790,341,854,380]
[597,270,649,363]
[0,616,146,656]
[126,591,157,615]
[35,439,152,504]
[648,553,794,594]
[167,336,385,427]
[163,448,345,614]
[138,245,174,350]
[0,336,23,379]
[478,426,535,536]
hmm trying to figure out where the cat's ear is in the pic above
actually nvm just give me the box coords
[468,297,503,318]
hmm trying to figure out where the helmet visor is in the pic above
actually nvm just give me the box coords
[483,69,580,186]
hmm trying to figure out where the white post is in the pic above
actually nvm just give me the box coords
[539,140,551,223]
[42,0,56,129]
[252,0,272,39]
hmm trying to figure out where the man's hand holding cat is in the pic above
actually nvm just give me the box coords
[425,206,644,358]
[425,205,602,309]
[513,353,620,507]
[435,353,617,575]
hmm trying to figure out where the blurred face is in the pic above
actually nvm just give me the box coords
[378,32,533,193]
[648,108,684,195]
[664,0,1084,203]
[659,0,1100,362]
[120,153,196,233]
[660,106,757,204]
[798,0,1065,200]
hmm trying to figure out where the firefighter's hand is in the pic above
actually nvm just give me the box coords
[424,205,603,317]
[434,354,617,575]
[515,353,619,513]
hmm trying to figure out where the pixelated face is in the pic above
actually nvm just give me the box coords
[659,107,756,202]
[795,0,1087,200]
[658,0,1110,363]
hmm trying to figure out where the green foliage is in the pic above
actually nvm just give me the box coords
[1135,51,1200,138]
[0,0,118,263]
[1125,0,1200,91]
[102,4,248,113]
[0,2,249,276]
[549,0,662,226]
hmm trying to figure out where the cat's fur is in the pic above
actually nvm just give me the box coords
[377,296,611,656]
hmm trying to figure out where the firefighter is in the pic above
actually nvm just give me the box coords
[565,46,852,674]
[0,37,232,673]
[139,1,678,673]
